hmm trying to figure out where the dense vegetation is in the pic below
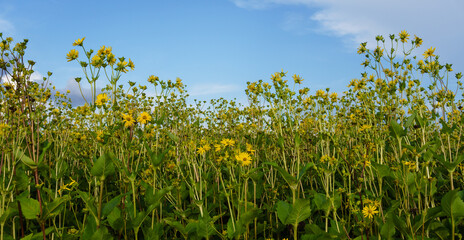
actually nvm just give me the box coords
[1,31,464,240]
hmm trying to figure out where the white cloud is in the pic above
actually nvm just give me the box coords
[231,0,464,65]
[188,83,240,97]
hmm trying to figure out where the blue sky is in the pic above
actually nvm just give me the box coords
[1,0,463,105]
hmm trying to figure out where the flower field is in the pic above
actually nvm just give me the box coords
[1,31,464,239]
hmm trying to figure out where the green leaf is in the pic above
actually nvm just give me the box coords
[237,208,259,226]
[102,194,125,217]
[297,163,314,181]
[107,207,123,231]
[163,218,186,236]
[277,200,291,224]
[437,153,464,173]
[380,214,396,240]
[389,120,406,138]
[441,189,464,219]
[38,140,53,164]
[313,193,331,212]
[18,197,40,220]
[91,152,115,177]
[285,198,311,226]
[77,190,98,221]
[14,148,37,170]
[43,196,69,220]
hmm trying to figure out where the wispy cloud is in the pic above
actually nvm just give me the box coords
[188,83,240,97]
[231,0,464,62]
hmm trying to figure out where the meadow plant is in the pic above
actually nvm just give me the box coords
[1,31,464,240]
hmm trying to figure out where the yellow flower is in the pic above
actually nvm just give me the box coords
[221,138,235,147]
[122,113,136,127]
[399,30,409,43]
[95,93,109,106]
[197,146,206,155]
[362,204,379,219]
[128,58,135,70]
[214,144,222,152]
[414,35,423,47]
[235,151,252,166]
[137,112,152,125]
[203,144,211,151]
[246,143,255,153]
[292,74,303,84]
[329,92,338,102]
[359,125,372,132]
[91,54,103,67]
[66,49,79,62]
[72,37,85,46]
[423,47,436,58]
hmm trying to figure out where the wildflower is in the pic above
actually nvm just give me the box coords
[235,151,252,166]
[399,30,409,43]
[137,112,152,125]
[292,74,303,84]
[95,93,109,106]
[128,58,135,70]
[315,89,326,98]
[414,35,423,47]
[72,37,85,46]
[359,125,372,132]
[122,113,136,127]
[203,144,211,151]
[221,138,235,147]
[91,54,103,67]
[423,47,436,58]
[329,92,338,102]
[66,49,79,62]
[362,204,379,219]
[197,146,206,155]
[246,143,255,153]
[214,144,222,152]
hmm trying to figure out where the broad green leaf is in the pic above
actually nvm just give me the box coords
[14,148,37,170]
[238,208,259,226]
[277,200,291,224]
[102,193,127,217]
[107,207,123,231]
[18,197,40,220]
[91,152,115,177]
[285,198,311,226]
[313,193,330,212]
[380,214,396,240]
[389,120,406,138]
[441,189,464,219]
